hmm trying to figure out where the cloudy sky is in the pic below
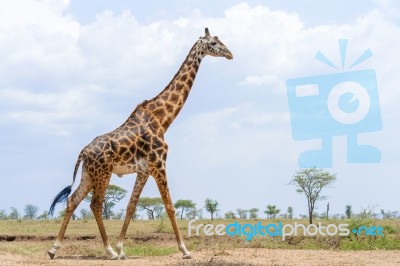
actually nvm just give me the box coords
[0,0,399,219]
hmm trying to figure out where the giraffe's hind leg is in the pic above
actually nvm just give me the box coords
[116,172,149,259]
[47,168,92,259]
[90,173,119,259]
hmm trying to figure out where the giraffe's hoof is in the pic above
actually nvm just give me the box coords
[183,254,192,259]
[47,250,55,259]
[118,254,127,260]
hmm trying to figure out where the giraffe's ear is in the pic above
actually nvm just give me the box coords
[205,27,210,36]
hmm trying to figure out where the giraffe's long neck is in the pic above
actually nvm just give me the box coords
[140,42,204,134]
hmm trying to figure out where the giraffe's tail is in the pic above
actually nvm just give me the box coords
[48,151,84,216]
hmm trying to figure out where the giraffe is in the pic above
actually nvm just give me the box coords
[47,27,233,260]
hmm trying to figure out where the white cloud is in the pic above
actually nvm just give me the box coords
[2,1,399,133]
[0,0,80,79]
[172,103,292,166]
[1,0,400,214]
[238,74,282,87]
[0,86,102,135]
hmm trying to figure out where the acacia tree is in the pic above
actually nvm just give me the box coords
[80,208,93,220]
[174,200,196,220]
[290,168,336,224]
[249,208,259,219]
[37,211,49,220]
[224,211,236,219]
[0,210,7,220]
[24,204,38,219]
[287,206,294,219]
[9,207,20,220]
[236,209,248,219]
[185,208,200,220]
[85,184,127,219]
[204,198,218,220]
[345,205,352,219]
[381,210,398,219]
[265,205,280,219]
[194,208,203,219]
[326,202,330,219]
[137,197,164,220]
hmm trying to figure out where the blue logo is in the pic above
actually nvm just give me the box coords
[286,39,382,168]
[188,220,383,240]
[351,225,384,236]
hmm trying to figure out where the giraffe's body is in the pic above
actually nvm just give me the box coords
[47,28,232,260]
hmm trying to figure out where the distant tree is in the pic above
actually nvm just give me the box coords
[381,209,398,219]
[332,214,342,219]
[37,211,49,220]
[236,209,248,219]
[185,208,198,220]
[174,200,196,220]
[9,207,20,220]
[345,205,352,219]
[113,209,125,220]
[58,210,77,220]
[326,202,330,219]
[137,197,164,220]
[290,168,336,224]
[287,206,294,219]
[131,211,140,220]
[358,206,376,219]
[86,184,127,219]
[196,208,203,219]
[24,204,38,219]
[0,210,7,220]
[224,211,236,219]
[80,209,93,220]
[155,210,166,219]
[58,210,66,219]
[204,198,219,220]
[249,208,259,219]
[265,205,280,219]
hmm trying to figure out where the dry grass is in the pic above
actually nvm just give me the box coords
[0,218,399,259]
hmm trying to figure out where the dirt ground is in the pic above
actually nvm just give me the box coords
[2,249,400,266]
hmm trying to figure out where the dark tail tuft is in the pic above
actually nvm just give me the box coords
[48,185,72,216]
[48,150,83,217]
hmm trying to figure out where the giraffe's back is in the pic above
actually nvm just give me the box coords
[80,114,158,178]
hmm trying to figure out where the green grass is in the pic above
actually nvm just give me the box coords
[124,245,178,256]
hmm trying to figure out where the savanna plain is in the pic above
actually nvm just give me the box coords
[1,218,400,265]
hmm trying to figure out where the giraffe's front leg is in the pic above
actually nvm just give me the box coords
[153,169,192,259]
[47,242,61,259]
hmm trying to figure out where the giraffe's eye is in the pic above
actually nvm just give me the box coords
[210,41,217,46]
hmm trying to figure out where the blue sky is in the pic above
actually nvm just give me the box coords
[0,0,399,219]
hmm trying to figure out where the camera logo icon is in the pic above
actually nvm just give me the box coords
[286,40,382,168]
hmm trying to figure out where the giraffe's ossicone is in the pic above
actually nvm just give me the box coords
[47,27,233,260]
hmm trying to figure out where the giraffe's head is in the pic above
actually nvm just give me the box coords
[198,28,233,60]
